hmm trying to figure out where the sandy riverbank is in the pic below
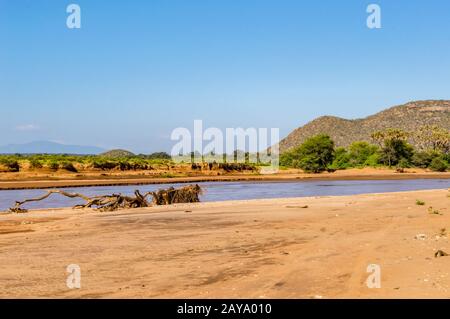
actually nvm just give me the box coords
[0,168,449,190]
[0,189,449,298]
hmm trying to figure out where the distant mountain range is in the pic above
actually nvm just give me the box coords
[0,141,105,155]
[279,100,450,152]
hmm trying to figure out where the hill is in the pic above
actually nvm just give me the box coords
[279,100,450,152]
[0,141,105,155]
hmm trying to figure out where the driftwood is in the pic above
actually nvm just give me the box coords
[152,184,202,205]
[8,184,203,213]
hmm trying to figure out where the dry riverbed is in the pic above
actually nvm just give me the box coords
[0,189,449,298]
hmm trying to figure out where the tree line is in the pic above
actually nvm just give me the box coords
[280,125,450,173]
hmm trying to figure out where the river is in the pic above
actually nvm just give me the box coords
[0,179,448,211]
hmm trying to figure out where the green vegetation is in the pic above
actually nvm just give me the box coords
[372,129,414,167]
[145,152,172,160]
[0,153,173,173]
[415,200,425,206]
[329,147,351,170]
[0,157,20,172]
[29,158,43,169]
[100,149,136,158]
[429,156,448,172]
[280,125,449,173]
[348,141,378,166]
[0,125,448,174]
[412,151,440,168]
[280,134,334,173]
[329,142,379,170]
[48,161,59,171]
[415,125,450,154]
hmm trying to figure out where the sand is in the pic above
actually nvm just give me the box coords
[0,189,449,298]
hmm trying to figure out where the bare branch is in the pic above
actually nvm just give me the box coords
[8,184,203,213]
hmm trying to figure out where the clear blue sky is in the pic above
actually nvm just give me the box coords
[1,0,450,153]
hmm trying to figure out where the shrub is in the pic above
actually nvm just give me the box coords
[279,152,295,167]
[61,161,78,172]
[329,147,351,170]
[379,139,414,167]
[48,161,59,171]
[415,200,425,206]
[9,160,20,172]
[397,158,411,169]
[348,142,378,166]
[363,153,381,167]
[371,128,413,167]
[429,157,448,172]
[411,151,440,168]
[147,152,172,160]
[0,159,20,172]
[288,134,335,173]
[29,159,43,169]
[92,160,118,170]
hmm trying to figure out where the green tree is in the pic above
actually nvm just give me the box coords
[429,157,448,172]
[280,151,295,167]
[371,129,413,167]
[329,147,351,170]
[286,134,335,173]
[416,125,450,154]
[411,150,441,168]
[348,141,378,166]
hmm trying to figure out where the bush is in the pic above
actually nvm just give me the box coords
[146,152,172,160]
[348,142,378,166]
[329,147,351,170]
[48,161,59,171]
[363,153,381,167]
[379,140,414,167]
[92,160,118,170]
[397,158,411,169]
[0,159,20,172]
[429,157,448,172]
[287,134,335,173]
[279,152,295,167]
[411,151,440,168]
[29,159,43,169]
[61,161,78,172]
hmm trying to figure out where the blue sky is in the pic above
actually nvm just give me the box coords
[1,0,450,153]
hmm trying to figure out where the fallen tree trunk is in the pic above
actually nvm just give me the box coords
[8,184,203,213]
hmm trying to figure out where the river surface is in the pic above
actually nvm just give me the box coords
[0,179,449,211]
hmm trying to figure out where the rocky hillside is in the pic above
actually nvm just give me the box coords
[279,100,450,152]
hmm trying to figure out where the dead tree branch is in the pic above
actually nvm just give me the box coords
[8,184,203,213]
